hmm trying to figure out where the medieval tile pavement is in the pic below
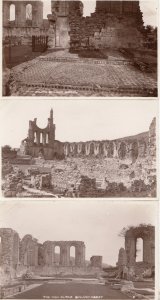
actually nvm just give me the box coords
[9,50,156,97]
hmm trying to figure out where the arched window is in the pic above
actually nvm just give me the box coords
[46,134,49,144]
[26,4,32,26]
[40,133,43,144]
[136,238,143,262]
[9,4,15,22]
[54,246,60,265]
[70,246,76,266]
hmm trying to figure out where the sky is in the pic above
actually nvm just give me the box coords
[0,200,157,265]
[0,100,157,148]
[42,0,158,27]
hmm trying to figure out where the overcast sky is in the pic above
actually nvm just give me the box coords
[0,201,157,265]
[42,0,158,27]
[0,100,157,148]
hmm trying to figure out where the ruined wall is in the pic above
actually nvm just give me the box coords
[21,112,155,162]
[125,225,155,267]
[0,228,19,268]
[19,235,38,267]
[69,0,144,50]
[3,0,46,45]
[90,256,102,268]
[148,117,156,158]
[63,134,148,161]
[20,109,64,160]
[42,241,85,267]
[3,0,43,27]
[1,228,102,277]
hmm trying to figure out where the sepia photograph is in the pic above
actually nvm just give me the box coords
[0,200,157,299]
[2,0,158,97]
[0,99,157,198]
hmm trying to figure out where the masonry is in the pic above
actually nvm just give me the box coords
[3,0,145,50]
[20,109,64,160]
[117,225,155,279]
[0,228,102,278]
[20,109,156,163]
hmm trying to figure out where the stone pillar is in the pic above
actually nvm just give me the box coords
[36,132,40,145]
[0,228,19,268]
[125,237,136,266]
[34,1,43,27]
[3,2,10,27]
[18,2,26,27]
[42,133,46,146]
[60,244,70,266]
[75,244,85,267]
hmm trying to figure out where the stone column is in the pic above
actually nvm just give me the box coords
[75,244,85,267]
[36,132,40,145]
[19,2,26,27]
[42,133,46,146]
[125,237,136,266]
[60,244,70,266]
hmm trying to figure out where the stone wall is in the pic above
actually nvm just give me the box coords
[124,225,155,267]
[42,241,85,267]
[0,228,101,278]
[68,0,144,50]
[90,256,102,268]
[63,134,148,161]
[3,0,43,27]
[20,109,64,160]
[0,228,19,268]
[20,234,39,267]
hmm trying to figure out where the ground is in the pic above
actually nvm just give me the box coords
[4,48,157,97]
[9,282,129,299]
[2,156,156,198]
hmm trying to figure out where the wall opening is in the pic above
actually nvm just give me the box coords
[136,238,143,262]
[26,4,32,26]
[82,1,96,17]
[46,134,49,144]
[40,133,43,144]
[9,4,15,22]
[70,246,76,266]
[54,245,60,265]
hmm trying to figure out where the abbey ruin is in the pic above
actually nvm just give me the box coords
[3,0,144,50]
[20,109,156,162]
[0,228,102,284]
[2,109,156,197]
[0,225,155,299]
[117,225,155,280]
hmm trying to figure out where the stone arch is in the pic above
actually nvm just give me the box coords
[130,141,139,162]
[136,237,143,262]
[26,3,32,26]
[69,245,76,266]
[9,3,15,22]
[54,245,61,265]
[118,142,127,160]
